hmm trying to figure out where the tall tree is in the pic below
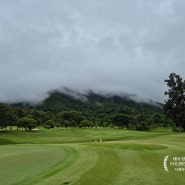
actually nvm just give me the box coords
[0,103,8,129]
[164,73,185,131]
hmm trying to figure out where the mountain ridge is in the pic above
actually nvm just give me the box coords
[4,88,170,131]
[11,88,163,112]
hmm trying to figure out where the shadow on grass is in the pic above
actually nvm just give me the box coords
[0,138,18,145]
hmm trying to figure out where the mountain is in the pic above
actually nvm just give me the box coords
[11,88,163,114]
[8,89,169,130]
[34,89,163,114]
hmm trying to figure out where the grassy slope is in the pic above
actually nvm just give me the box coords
[0,127,172,144]
[0,128,185,185]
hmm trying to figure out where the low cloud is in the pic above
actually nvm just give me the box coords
[0,0,185,103]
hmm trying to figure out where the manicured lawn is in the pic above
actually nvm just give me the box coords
[0,128,184,185]
[0,144,67,185]
[0,127,172,144]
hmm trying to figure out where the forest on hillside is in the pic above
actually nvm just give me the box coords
[0,90,173,132]
[1,72,185,132]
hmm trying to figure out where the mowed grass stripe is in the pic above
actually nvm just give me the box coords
[15,146,78,185]
[75,147,123,185]
[114,150,161,185]
[35,145,98,185]
[113,136,185,185]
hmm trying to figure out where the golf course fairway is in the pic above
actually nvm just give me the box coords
[0,128,184,185]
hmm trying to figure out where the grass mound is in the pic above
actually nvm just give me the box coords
[86,143,168,150]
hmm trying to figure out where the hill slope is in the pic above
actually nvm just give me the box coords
[36,90,162,114]
[9,89,168,130]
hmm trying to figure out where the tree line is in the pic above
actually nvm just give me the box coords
[0,103,172,131]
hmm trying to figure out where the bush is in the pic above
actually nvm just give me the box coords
[135,121,151,131]
[173,126,184,132]
[44,120,55,129]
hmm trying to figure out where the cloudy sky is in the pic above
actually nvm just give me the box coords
[0,0,185,103]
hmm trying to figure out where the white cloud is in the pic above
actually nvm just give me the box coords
[0,0,185,103]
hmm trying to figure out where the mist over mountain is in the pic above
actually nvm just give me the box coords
[10,88,162,116]
[56,87,163,106]
[10,87,163,110]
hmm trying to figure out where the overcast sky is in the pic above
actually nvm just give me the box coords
[0,0,185,103]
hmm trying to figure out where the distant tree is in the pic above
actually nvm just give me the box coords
[17,117,37,131]
[30,109,46,125]
[80,119,94,128]
[0,103,8,129]
[15,107,27,119]
[6,106,18,130]
[112,114,130,129]
[99,119,104,128]
[44,120,55,129]
[60,111,83,129]
[164,73,185,131]
[135,121,151,131]
[63,120,70,128]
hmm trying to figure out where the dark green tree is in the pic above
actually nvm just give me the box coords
[164,73,185,131]
[6,106,18,130]
[0,103,8,129]
[112,114,130,129]
[44,120,55,129]
[17,117,37,131]
[29,109,46,125]
[60,111,83,129]
[80,119,93,128]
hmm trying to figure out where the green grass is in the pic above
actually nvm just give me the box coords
[84,142,168,150]
[0,127,172,144]
[0,145,67,185]
[0,127,185,185]
[75,147,122,185]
